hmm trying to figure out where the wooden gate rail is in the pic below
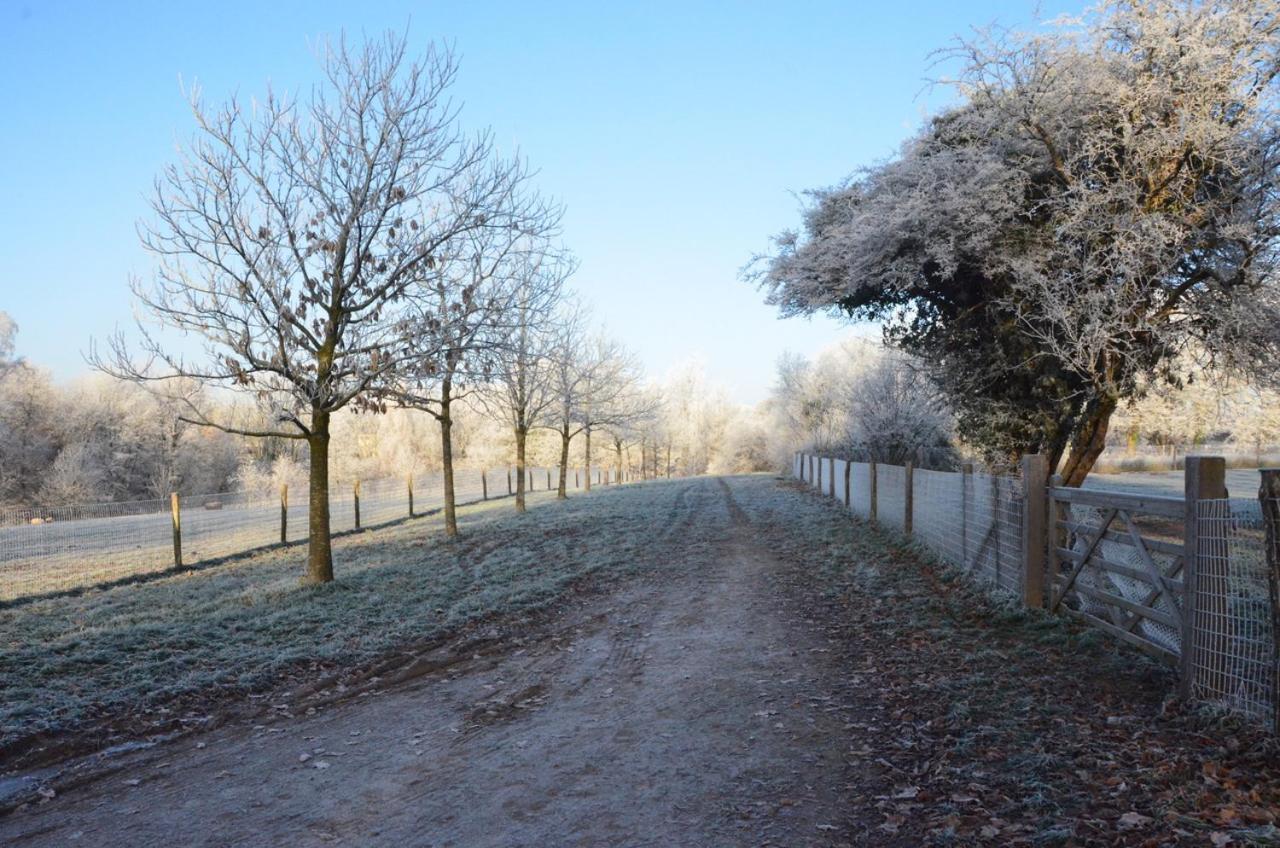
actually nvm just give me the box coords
[1046,485,1187,663]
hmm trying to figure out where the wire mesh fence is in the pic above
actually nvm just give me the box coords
[910,468,1023,597]
[0,465,588,604]
[794,451,1280,731]
[1192,498,1277,729]
[849,462,872,519]
[877,464,907,534]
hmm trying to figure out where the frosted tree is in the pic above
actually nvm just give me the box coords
[752,0,1280,485]
[544,311,648,496]
[484,250,572,512]
[388,187,561,536]
[0,312,18,376]
[846,350,953,466]
[96,34,528,582]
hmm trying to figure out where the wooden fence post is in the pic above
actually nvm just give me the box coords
[280,484,288,544]
[1047,474,1064,608]
[547,469,552,490]
[407,475,414,517]
[1020,454,1049,609]
[828,457,836,498]
[353,480,361,530]
[1180,456,1227,699]
[904,461,914,536]
[482,470,488,501]
[507,469,513,496]
[844,459,851,507]
[170,492,182,568]
[1260,469,1280,732]
[575,469,580,489]
[869,461,878,522]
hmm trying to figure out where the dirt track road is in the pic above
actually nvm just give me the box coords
[0,478,860,847]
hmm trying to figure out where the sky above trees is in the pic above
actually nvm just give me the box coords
[0,0,1080,403]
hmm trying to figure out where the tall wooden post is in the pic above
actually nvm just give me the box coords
[170,492,182,568]
[869,461,878,522]
[1259,469,1280,732]
[482,470,489,501]
[407,475,414,517]
[280,484,288,544]
[547,469,552,490]
[353,480,361,530]
[843,459,851,507]
[1020,454,1048,609]
[575,469,580,489]
[1181,456,1227,699]
[904,462,914,536]
[828,457,836,498]
[507,469,513,496]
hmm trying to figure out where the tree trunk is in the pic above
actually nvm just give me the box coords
[614,441,623,486]
[557,429,571,499]
[1059,395,1118,487]
[665,442,672,479]
[305,412,334,584]
[515,424,528,512]
[440,379,458,537]
[584,427,592,493]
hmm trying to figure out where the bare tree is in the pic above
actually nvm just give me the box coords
[386,176,561,536]
[484,250,572,512]
[543,314,645,498]
[96,34,524,582]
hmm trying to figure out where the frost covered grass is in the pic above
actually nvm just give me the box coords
[0,480,721,753]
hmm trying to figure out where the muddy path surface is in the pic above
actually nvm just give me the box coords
[0,477,863,847]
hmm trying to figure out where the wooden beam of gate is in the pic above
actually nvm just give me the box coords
[1050,508,1119,613]
[1118,511,1184,628]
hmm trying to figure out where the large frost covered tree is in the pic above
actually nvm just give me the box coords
[752,0,1280,485]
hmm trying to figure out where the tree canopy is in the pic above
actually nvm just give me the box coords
[752,0,1280,484]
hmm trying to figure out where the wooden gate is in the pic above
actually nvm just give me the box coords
[1047,485,1187,662]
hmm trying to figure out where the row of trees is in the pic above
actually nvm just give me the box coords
[89,34,661,584]
[753,0,1280,486]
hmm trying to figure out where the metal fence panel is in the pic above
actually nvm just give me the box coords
[912,468,965,568]
[878,464,906,533]
[1193,498,1276,728]
[849,462,872,518]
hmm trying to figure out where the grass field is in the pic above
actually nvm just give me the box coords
[0,480,678,754]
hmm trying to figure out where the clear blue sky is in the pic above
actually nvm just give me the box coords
[0,0,1079,404]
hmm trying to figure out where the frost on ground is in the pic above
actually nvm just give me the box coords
[0,483,695,757]
[1,476,1278,846]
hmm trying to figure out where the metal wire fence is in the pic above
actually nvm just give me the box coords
[1192,498,1276,728]
[796,451,1279,730]
[911,469,1024,598]
[0,465,609,604]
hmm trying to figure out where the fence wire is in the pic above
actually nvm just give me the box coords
[911,469,1023,597]
[0,465,586,604]
[794,453,1278,730]
[878,464,906,533]
[849,462,872,519]
[1193,498,1277,729]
